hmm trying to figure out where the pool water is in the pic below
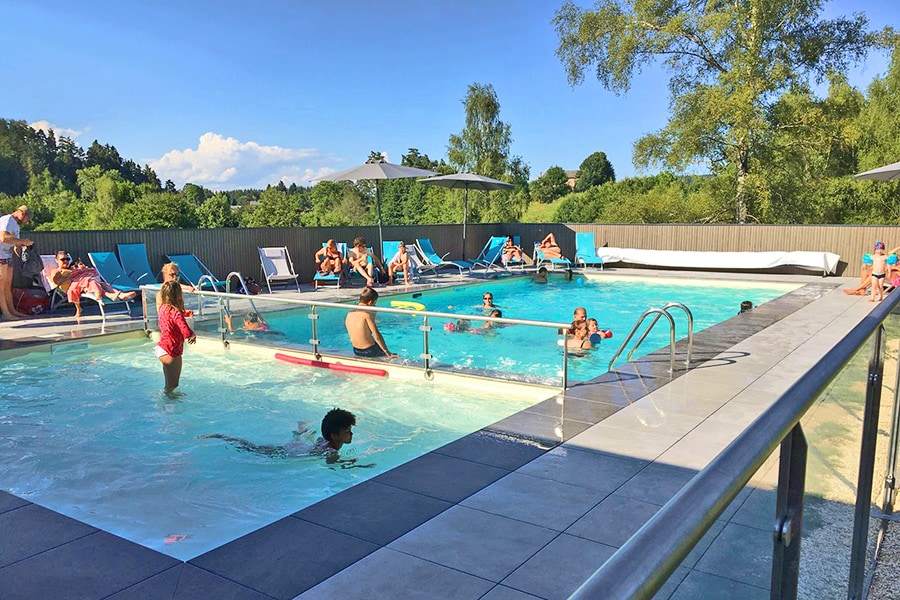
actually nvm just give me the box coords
[239,275,799,382]
[0,338,540,560]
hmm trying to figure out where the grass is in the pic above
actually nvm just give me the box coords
[522,198,565,223]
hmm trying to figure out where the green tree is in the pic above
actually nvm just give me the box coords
[575,151,615,191]
[554,0,884,222]
[196,193,238,228]
[241,186,302,227]
[113,191,198,229]
[448,83,513,180]
[530,166,570,204]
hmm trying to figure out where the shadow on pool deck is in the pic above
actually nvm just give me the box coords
[1,274,890,599]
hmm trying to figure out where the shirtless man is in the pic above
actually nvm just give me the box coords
[387,242,411,285]
[348,236,384,287]
[538,232,564,259]
[345,288,397,359]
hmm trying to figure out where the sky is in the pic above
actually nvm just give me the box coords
[2,0,896,191]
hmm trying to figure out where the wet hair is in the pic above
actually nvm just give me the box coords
[489,309,502,318]
[739,301,753,314]
[359,287,379,304]
[159,280,185,311]
[586,318,599,330]
[455,319,471,332]
[321,408,356,441]
[245,312,261,323]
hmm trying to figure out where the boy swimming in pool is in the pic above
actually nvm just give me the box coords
[199,408,363,465]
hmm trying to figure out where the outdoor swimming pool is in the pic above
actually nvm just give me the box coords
[0,337,543,560]
[218,275,800,383]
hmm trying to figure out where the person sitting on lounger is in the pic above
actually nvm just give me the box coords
[315,239,344,276]
[503,236,523,264]
[387,241,412,286]
[348,237,383,287]
[538,233,565,260]
[50,251,137,317]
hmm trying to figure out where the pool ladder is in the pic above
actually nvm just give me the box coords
[608,302,693,374]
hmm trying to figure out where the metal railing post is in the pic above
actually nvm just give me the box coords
[883,324,900,514]
[308,306,320,360]
[771,423,807,600]
[420,315,434,379]
[848,325,886,599]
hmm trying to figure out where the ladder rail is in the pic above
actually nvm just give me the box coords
[608,302,694,373]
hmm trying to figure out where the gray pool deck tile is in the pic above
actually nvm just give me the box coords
[516,445,648,493]
[432,429,550,471]
[108,564,272,600]
[371,451,508,503]
[189,517,379,599]
[565,493,662,548]
[295,548,494,600]
[0,531,179,600]
[613,461,698,506]
[694,522,775,589]
[294,480,452,546]
[480,586,544,600]
[668,570,769,600]
[519,394,622,425]
[387,505,558,582]
[0,490,29,513]
[501,533,617,600]
[0,503,98,568]
[460,472,608,531]
[565,422,682,460]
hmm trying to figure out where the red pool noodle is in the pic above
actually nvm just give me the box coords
[275,352,388,377]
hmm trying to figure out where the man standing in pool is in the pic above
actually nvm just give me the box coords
[346,288,397,359]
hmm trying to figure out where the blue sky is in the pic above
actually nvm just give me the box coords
[2,0,895,190]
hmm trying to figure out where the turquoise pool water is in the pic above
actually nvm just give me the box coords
[228,275,799,382]
[0,338,539,560]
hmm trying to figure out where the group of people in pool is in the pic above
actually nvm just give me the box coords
[566,306,612,354]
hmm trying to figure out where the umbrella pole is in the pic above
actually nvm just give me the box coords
[463,187,468,261]
[376,182,384,258]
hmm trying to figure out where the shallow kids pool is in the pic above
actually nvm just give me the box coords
[0,338,542,560]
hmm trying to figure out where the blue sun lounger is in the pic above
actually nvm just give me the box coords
[382,241,420,284]
[414,238,472,276]
[533,243,573,271]
[575,232,605,269]
[88,252,142,292]
[313,242,346,290]
[117,243,158,286]
[472,236,508,274]
[166,253,228,291]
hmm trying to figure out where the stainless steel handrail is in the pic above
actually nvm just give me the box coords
[609,308,676,373]
[570,291,900,599]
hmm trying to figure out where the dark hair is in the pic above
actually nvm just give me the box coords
[321,408,356,441]
[245,312,260,323]
[490,309,502,318]
[359,287,379,304]
[739,301,753,313]
[353,236,366,247]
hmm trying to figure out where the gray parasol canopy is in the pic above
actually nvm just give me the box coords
[853,160,900,181]
[313,159,437,251]
[419,172,514,260]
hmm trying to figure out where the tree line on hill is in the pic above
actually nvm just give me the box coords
[3,0,900,230]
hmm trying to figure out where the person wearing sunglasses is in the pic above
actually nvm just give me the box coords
[50,251,137,318]
[478,292,497,310]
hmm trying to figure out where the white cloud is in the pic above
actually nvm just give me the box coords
[151,132,339,190]
[29,120,87,140]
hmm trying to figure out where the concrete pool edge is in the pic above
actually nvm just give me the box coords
[0,275,850,599]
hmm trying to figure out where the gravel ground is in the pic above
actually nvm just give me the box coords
[869,520,900,600]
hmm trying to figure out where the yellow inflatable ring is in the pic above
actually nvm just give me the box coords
[390,300,426,311]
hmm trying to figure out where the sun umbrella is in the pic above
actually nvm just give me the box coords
[419,172,514,260]
[312,159,437,251]
[854,160,900,181]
